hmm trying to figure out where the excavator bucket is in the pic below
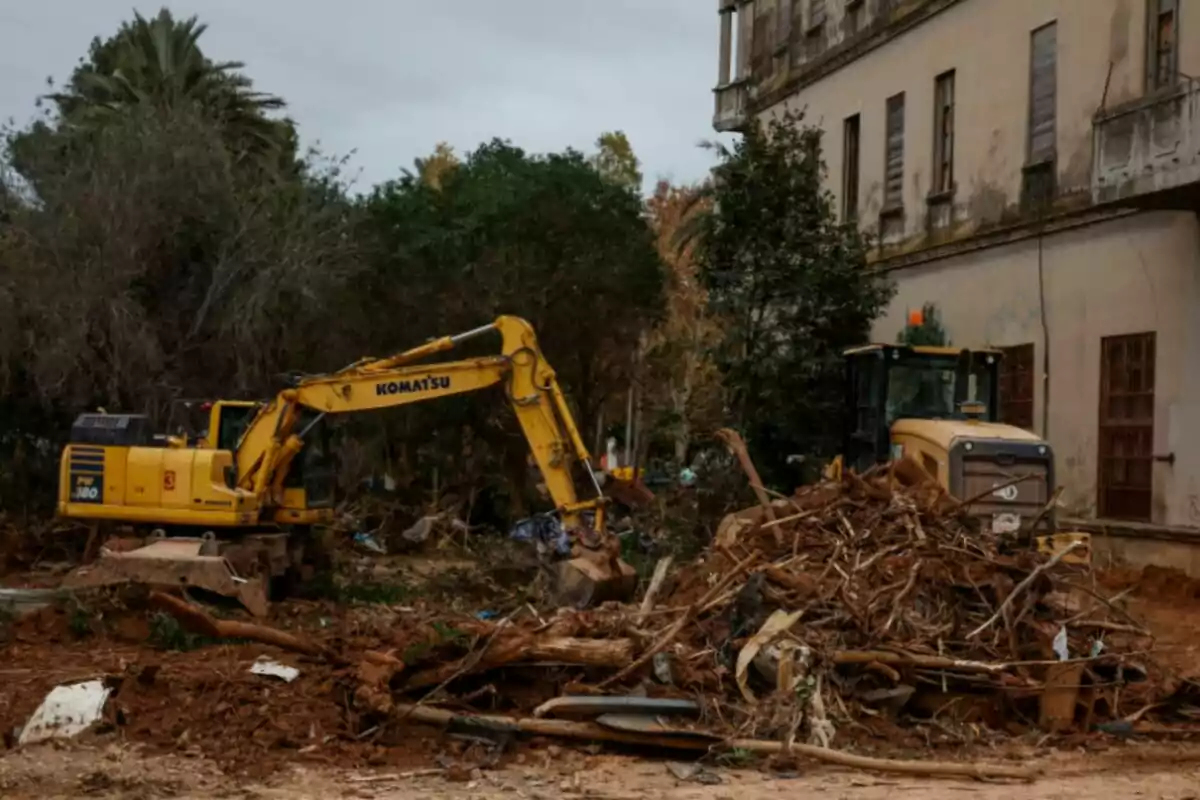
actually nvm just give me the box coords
[61,537,270,617]
[546,541,638,609]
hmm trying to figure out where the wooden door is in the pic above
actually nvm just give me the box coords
[1098,333,1156,520]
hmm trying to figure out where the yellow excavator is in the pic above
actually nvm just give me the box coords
[826,341,1089,562]
[56,316,637,614]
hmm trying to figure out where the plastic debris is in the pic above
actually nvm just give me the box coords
[401,516,438,545]
[18,679,111,745]
[509,514,571,556]
[353,532,387,554]
[1052,626,1070,661]
[249,656,300,683]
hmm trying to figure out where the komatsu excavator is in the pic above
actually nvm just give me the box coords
[56,316,636,614]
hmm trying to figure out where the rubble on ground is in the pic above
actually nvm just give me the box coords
[3,457,1198,781]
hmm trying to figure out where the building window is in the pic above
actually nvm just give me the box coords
[1023,22,1057,211]
[998,344,1035,430]
[1148,0,1179,90]
[808,0,826,32]
[1098,332,1156,521]
[1027,22,1057,164]
[776,0,793,51]
[884,93,905,210]
[846,0,865,36]
[843,114,861,221]
[932,70,955,195]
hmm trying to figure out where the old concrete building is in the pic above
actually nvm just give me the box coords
[713,0,1200,546]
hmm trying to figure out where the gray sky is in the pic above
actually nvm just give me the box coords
[0,1,726,194]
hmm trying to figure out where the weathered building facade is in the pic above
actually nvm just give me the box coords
[713,0,1200,543]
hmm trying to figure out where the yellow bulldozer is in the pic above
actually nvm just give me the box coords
[826,342,1090,561]
[55,316,636,614]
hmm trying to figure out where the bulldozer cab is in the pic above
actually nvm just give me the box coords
[841,344,1002,474]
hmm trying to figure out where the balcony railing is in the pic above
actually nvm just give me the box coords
[1093,79,1200,205]
[713,80,749,133]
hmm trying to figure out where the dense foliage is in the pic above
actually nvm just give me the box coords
[0,10,892,522]
[0,10,664,519]
[695,110,895,487]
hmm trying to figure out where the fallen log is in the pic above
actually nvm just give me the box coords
[402,635,635,690]
[393,703,1039,782]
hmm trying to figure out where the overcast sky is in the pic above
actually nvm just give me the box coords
[0,1,727,194]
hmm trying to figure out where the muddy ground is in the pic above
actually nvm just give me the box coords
[4,553,1200,798]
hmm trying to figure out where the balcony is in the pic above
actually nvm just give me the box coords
[1093,79,1200,207]
[713,80,749,133]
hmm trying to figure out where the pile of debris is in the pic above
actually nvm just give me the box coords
[9,457,1190,782]
[652,459,1154,744]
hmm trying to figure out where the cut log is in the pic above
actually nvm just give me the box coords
[402,635,634,690]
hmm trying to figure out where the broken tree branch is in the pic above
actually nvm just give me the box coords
[149,591,331,659]
[637,556,673,624]
[598,549,759,689]
[393,703,1038,782]
[715,427,778,530]
[966,541,1085,639]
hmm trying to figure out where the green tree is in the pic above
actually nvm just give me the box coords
[359,138,664,514]
[695,110,895,486]
[14,8,294,173]
[591,131,642,193]
[896,302,950,346]
[0,104,360,510]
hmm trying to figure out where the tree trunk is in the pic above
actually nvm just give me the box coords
[402,635,634,690]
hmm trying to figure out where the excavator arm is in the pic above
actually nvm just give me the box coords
[234,316,606,530]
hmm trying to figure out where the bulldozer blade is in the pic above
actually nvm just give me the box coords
[60,538,269,617]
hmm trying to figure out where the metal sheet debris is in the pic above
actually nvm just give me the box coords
[533,695,700,719]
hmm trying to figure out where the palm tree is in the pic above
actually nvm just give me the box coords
[48,9,291,161]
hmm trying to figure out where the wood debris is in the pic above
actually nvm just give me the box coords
[141,458,1185,781]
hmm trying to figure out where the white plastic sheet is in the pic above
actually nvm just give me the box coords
[19,680,111,745]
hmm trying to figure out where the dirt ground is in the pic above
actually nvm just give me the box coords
[5,559,1200,798]
[3,740,1200,800]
